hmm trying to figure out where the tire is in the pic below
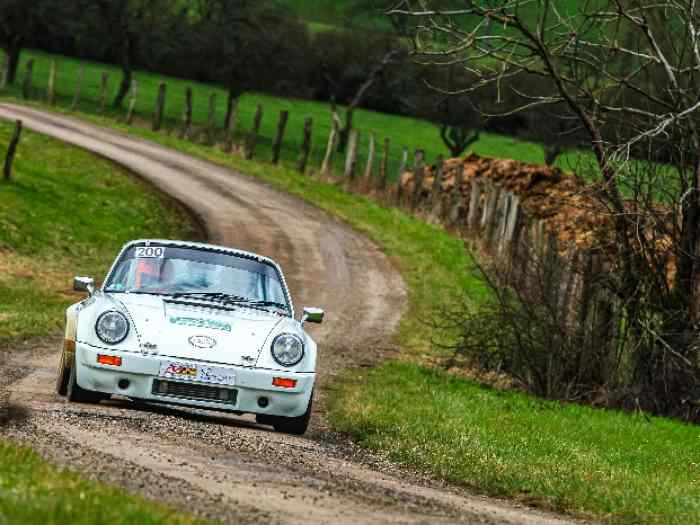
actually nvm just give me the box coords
[257,395,313,436]
[66,363,104,404]
[55,350,69,396]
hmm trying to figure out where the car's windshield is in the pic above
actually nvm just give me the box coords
[104,245,289,311]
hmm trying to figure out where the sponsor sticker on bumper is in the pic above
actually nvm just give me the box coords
[159,361,236,386]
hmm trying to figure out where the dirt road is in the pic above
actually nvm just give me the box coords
[0,104,576,525]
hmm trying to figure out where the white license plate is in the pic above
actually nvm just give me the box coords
[158,361,236,386]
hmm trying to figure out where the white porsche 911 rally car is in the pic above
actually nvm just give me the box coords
[56,239,324,435]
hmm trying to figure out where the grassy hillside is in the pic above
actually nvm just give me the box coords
[277,0,585,34]
[2,49,587,187]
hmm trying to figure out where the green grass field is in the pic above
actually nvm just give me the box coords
[1,49,589,187]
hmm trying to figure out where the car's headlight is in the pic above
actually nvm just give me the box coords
[271,333,304,367]
[95,311,129,345]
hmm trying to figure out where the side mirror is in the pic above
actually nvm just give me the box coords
[301,307,324,325]
[73,276,95,295]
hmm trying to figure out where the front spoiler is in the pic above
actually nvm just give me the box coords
[74,342,315,417]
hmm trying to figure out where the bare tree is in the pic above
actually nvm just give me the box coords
[324,48,406,152]
[390,0,700,418]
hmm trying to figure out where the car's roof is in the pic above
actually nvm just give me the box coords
[124,239,280,268]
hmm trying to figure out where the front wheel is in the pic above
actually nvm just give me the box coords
[66,363,104,404]
[257,395,313,436]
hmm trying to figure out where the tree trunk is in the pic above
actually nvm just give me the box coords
[113,66,132,109]
[113,36,134,109]
[686,162,700,322]
[337,108,354,153]
[4,40,22,85]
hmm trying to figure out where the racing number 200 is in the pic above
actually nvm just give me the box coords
[135,247,164,258]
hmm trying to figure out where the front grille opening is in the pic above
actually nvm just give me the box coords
[152,379,237,405]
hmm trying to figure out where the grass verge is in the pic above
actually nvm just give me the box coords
[0,440,208,525]
[2,99,698,525]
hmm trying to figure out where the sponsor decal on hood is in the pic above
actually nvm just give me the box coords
[169,316,232,332]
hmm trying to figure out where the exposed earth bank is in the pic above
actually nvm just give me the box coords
[0,104,577,525]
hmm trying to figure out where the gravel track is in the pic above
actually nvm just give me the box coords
[0,104,577,525]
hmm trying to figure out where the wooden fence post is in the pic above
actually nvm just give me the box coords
[343,129,359,187]
[272,110,289,164]
[410,150,425,212]
[207,93,217,144]
[429,155,444,219]
[483,186,503,246]
[503,194,523,252]
[180,87,193,140]
[224,98,238,153]
[152,82,166,131]
[47,61,57,106]
[297,117,312,174]
[99,72,109,113]
[544,230,561,305]
[362,132,376,191]
[320,120,339,178]
[245,104,263,160]
[558,246,578,316]
[377,137,390,192]
[71,66,84,110]
[448,164,464,225]
[3,120,22,181]
[125,80,138,125]
[21,59,33,99]
[0,53,8,91]
[395,146,409,204]
[467,179,482,230]
[495,192,512,251]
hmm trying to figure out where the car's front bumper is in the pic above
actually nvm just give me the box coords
[74,342,314,417]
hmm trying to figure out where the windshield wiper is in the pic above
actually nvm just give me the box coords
[170,292,248,301]
[221,298,290,312]
[244,300,289,310]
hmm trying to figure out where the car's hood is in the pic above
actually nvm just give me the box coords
[116,294,284,366]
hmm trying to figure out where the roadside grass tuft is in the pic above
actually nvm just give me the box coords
[0,440,209,525]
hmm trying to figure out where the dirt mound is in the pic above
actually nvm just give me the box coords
[402,153,606,247]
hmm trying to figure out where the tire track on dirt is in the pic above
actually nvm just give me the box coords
[0,104,578,525]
